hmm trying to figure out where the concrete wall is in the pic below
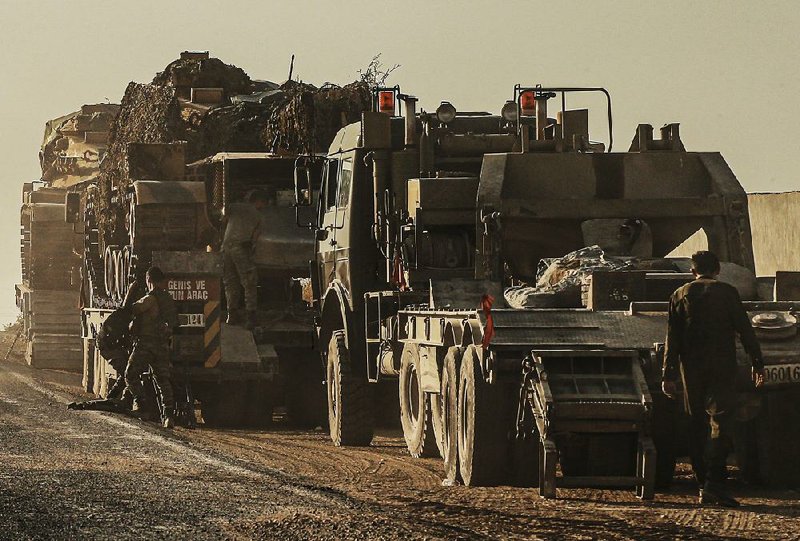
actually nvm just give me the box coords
[669,192,800,276]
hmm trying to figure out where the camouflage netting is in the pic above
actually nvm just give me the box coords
[97,82,182,243]
[263,81,372,154]
[189,102,272,159]
[102,83,182,190]
[95,54,373,246]
[153,57,252,97]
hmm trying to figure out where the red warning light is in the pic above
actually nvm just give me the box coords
[520,90,537,116]
[378,90,396,115]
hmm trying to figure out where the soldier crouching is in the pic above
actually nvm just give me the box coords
[125,266,179,429]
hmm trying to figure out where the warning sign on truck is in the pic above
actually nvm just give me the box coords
[166,277,221,302]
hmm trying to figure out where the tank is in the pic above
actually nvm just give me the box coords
[16,104,119,371]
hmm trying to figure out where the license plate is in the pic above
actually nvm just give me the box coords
[763,363,800,386]
[179,313,205,327]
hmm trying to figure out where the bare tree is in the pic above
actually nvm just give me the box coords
[357,54,400,87]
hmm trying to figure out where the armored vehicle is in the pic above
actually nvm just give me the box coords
[17,104,119,370]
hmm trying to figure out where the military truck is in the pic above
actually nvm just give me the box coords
[17,104,119,371]
[295,85,800,497]
[75,147,322,426]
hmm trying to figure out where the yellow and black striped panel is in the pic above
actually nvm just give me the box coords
[204,299,221,368]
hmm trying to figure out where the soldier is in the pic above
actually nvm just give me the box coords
[124,266,178,429]
[662,250,765,507]
[222,189,268,329]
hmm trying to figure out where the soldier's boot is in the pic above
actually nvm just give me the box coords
[245,310,258,331]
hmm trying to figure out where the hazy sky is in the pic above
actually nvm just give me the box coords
[1,0,798,323]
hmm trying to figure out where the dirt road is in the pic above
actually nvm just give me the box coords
[1,330,798,540]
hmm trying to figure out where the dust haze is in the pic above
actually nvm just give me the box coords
[1,0,798,324]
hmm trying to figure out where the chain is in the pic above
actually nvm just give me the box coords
[515,354,536,439]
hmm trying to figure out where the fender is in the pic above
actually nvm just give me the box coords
[460,318,482,349]
[320,280,353,350]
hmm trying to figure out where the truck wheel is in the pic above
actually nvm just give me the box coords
[430,381,446,459]
[441,346,463,483]
[327,331,374,446]
[399,344,440,458]
[458,345,507,486]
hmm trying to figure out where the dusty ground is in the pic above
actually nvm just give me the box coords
[0,326,798,540]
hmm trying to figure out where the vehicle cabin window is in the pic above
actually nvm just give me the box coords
[324,158,339,211]
[337,158,353,208]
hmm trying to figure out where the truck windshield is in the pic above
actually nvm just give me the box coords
[337,158,353,208]
[324,158,339,211]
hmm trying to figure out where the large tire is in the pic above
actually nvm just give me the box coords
[399,344,440,458]
[457,345,508,486]
[441,346,463,483]
[327,330,374,446]
[430,383,446,459]
[511,437,540,488]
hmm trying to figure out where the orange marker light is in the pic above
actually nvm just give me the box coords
[520,90,537,116]
[378,90,396,115]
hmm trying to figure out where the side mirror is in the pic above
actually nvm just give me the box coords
[294,165,313,207]
[315,228,329,242]
[65,192,81,223]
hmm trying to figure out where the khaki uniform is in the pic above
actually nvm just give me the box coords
[222,202,263,313]
[664,277,763,486]
[125,288,177,417]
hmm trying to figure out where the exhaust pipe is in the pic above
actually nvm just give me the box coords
[402,95,417,148]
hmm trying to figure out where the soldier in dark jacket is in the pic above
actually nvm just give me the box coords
[663,251,765,507]
[125,266,178,429]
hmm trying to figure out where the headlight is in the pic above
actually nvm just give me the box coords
[436,101,457,124]
[501,100,518,122]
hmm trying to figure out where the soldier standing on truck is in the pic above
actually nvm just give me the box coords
[125,266,179,429]
[222,189,268,329]
[662,250,765,507]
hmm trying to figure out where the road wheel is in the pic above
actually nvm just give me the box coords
[458,345,507,486]
[441,346,463,483]
[327,330,374,446]
[399,344,440,458]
